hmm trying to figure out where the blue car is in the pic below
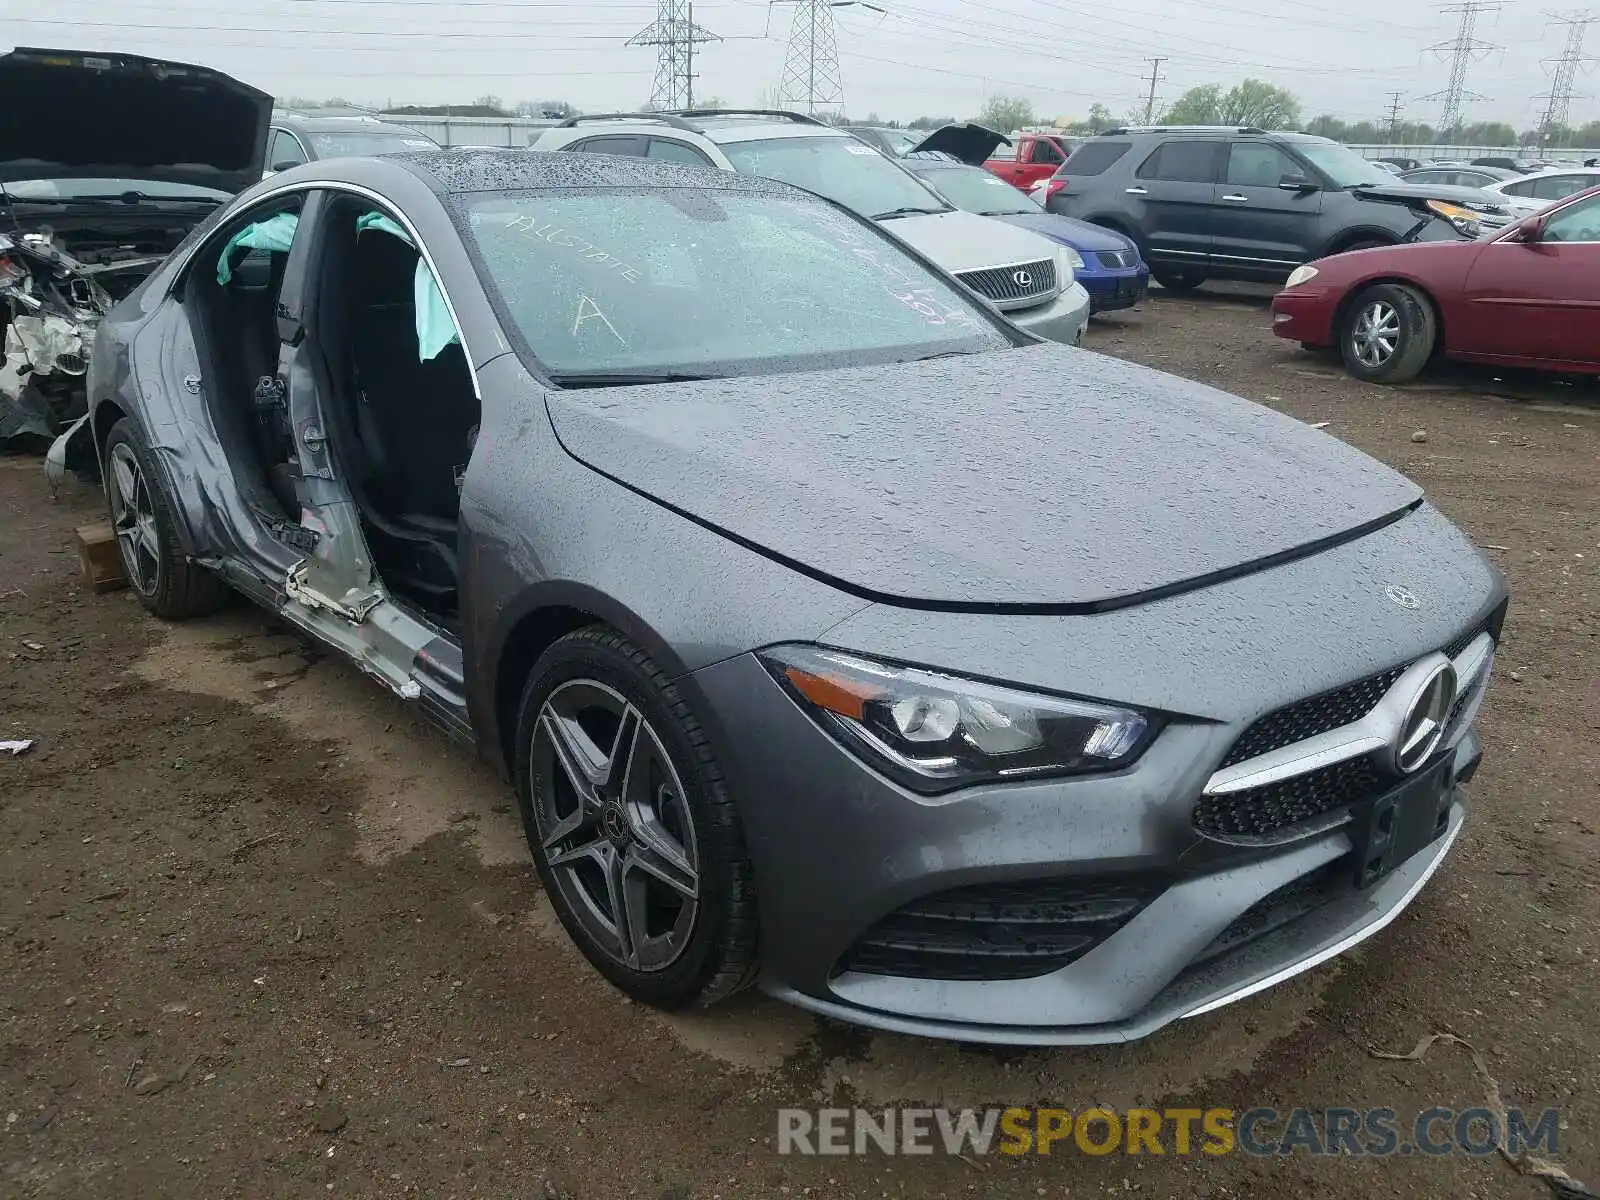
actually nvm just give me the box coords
[903,158,1150,314]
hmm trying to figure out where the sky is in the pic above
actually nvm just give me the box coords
[2,0,1585,132]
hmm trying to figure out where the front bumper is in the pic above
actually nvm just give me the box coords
[1080,266,1151,313]
[1270,284,1339,346]
[693,649,1482,1046]
[1008,281,1091,344]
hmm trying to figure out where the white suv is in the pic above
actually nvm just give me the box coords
[532,110,1090,345]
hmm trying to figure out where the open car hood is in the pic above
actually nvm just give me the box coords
[545,345,1423,611]
[908,123,1010,166]
[1351,180,1508,212]
[0,47,271,192]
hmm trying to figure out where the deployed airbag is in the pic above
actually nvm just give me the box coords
[216,212,299,284]
[355,211,459,362]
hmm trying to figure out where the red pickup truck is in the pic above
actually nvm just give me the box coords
[983,133,1078,190]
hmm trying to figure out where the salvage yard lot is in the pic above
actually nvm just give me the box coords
[2,288,1596,1199]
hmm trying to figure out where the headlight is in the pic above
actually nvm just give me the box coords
[1425,199,1482,238]
[1285,264,1319,288]
[759,645,1152,793]
[1054,245,1079,285]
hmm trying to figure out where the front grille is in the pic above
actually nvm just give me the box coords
[1095,249,1140,269]
[1194,757,1382,841]
[837,877,1162,982]
[955,258,1057,307]
[1190,859,1350,968]
[1219,625,1488,770]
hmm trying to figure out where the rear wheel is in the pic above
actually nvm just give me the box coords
[1338,237,1392,254]
[1151,267,1207,293]
[1339,283,1436,384]
[103,418,230,618]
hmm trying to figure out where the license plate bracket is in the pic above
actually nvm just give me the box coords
[1352,759,1454,889]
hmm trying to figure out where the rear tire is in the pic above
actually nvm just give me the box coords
[513,626,760,1011]
[1151,267,1207,293]
[103,418,230,619]
[1339,283,1436,384]
[1337,237,1393,254]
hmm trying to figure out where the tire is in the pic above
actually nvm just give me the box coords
[1337,238,1392,254]
[513,626,759,1010]
[1339,283,1436,384]
[1151,267,1207,293]
[102,418,231,618]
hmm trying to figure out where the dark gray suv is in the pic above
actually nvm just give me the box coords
[1046,126,1512,292]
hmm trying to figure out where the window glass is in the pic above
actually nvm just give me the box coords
[919,166,1035,215]
[1541,194,1600,240]
[646,138,711,166]
[571,136,642,156]
[1292,140,1386,187]
[306,132,438,157]
[1534,174,1592,201]
[1060,141,1130,176]
[721,136,950,220]
[1028,139,1063,165]
[1136,140,1220,183]
[1226,142,1302,187]
[269,129,306,168]
[1502,178,1537,197]
[458,188,1005,379]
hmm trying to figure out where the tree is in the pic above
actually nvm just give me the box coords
[977,94,1036,133]
[1085,102,1115,133]
[908,114,957,130]
[1306,114,1346,139]
[473,94,512,116]
[516,99,578,119]
[1162,84,1223,125]
[1219,79,1300,129]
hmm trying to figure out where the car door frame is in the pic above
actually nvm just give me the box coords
[1210,138,1326,275]
[265,126,310,177]
[1127,137,1225,269]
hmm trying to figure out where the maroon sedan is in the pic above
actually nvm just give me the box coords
[1271,184,1600,383]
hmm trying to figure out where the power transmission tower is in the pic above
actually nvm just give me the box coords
[1142,57,1167,124]
[1538,10,1596,145]
[1383,91,1405,142]
[771,0,883,115]
[628,0,720,110]
[1418,2,1502,137]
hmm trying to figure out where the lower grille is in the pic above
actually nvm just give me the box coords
[1095,248,1140,269]
[955,258,1057,307]
[1189,859,1351,969]
[1194,757,1381,841]
[837,877,1161,982]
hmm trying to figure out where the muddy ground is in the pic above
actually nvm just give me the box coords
[2,287,1596,1199]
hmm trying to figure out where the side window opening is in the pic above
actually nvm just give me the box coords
[269,129,306,170]
[1136,140,1219,183]
[182,196,306,519]
[1226,143,1299,188]
[307,195,479,617]
[1029,139,1063,165]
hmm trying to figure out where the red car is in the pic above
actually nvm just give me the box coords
[984,132,1078,191]
[1271,184,1600,383]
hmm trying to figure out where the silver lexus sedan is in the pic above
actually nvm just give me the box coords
[64,150,1505,1044]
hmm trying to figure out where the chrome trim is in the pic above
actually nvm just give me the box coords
[1204,633,1494,797]
[167,177,483,401]
[1181,807,1463,1020]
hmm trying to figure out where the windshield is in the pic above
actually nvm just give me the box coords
[720,136,951,220]
[0,177,230,202]
[458,188,1004,379]
[919,166,1035,215]
[308,131,440,157]
[1293,141,1387,188]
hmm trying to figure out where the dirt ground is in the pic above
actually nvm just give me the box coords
[2,287,1596,1200]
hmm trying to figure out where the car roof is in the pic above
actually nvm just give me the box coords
[274,113,427,136]
[1510,165,1600,178]
[389,147,816,197]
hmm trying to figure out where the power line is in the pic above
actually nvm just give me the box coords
[626,0,720,109]
[1418,1,1503,136]
[1538,10,1596,143]
[1141,56,1167,123]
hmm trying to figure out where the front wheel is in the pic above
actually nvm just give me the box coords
[1151,267,1207,293]
[513,626,759,1010]
[103,418,230,618]
[1339,283,1436,384]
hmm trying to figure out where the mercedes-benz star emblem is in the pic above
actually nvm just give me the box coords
[1012,269,1033,288]
[1385,584,1421,610]
[1392,660,1457,774]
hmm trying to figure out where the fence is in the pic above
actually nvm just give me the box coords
[1347,143,1600,162]
[377,115,561,148]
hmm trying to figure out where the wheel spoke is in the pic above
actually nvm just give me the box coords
[544,830,609,872]
[538,706,610,798]
[625,839,698,901]
[602,845,644,968]
[539,794,598,852]
[602,705,642,796]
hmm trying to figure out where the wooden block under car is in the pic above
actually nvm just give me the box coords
[75,523,127,594]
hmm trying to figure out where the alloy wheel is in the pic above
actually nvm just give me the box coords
[107,442,161,595]
[1350,300,1401,368]
[529,679,700,972]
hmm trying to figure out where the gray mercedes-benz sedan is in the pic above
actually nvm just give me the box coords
[58,150,1505,1045]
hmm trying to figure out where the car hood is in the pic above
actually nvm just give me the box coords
[984,210,1136,254]
[885,209,1062,273]
[1351,180,1506,212]
[907,122,1010,166]
[544,345,1423,610]
[0,47,271,192]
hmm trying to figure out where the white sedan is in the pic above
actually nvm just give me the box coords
[1478,166,1600,218]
